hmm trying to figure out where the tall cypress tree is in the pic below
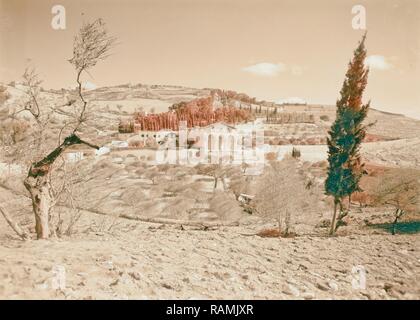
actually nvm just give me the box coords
[325,34,370,235]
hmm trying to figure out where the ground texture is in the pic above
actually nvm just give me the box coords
[0,216,418,300]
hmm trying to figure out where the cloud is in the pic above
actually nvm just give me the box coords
[365,55,392,70]
[242,62,286,77]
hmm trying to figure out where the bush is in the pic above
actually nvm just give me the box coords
[128,139,144,148]
[118,120,134,133]
[372,168,419,214]
[371,168,420,234]
[142,137,158,149]
[265,152,278,161]
[291,147,301,158]
[251,158,317,235]
[0,85,10,105]
[0,119,30,145]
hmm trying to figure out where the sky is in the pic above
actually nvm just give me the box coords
[0,0,419,118]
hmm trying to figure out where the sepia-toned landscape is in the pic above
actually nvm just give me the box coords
[0,0,419,301]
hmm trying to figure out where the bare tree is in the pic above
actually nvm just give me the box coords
[372,169,419,235]
[1,19,115,239]
[69,18,116,132]
[195,164,233,191]
[251,157,304,236]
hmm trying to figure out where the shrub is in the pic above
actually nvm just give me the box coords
[145,137,158,149]
[251,158,320,235]
[0,119,30,145]
[371,168,419,234]
[291,147,301,158]
[128,139,144,148]
[265,152,278,161]
[118,120,134,133]
[0,85,10,105]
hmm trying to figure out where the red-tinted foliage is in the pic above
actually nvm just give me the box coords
[134,97,252,131]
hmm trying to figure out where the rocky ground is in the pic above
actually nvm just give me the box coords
[0,212,418,300]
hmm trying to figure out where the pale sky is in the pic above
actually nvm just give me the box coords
[1,0,419,118]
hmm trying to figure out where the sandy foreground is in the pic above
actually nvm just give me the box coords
[0,214,418,300]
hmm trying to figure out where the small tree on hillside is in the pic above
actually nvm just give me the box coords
[372,169,419,235]
[325,34,370,235]
[196,164,231,191]
[251,157,317,237]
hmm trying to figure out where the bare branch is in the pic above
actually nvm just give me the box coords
[69,19,116,132]
[0,204,29,240]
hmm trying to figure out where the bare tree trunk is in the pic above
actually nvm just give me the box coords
[221,177,227,190]
[24,134,99,240]
[391,208,403,235]
[391,218,397,235]
[347,195,351,211]
[284,209,291,236]
[24,175,51,239]
[329,199,338,236]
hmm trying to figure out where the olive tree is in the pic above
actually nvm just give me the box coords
[1,19,115,239]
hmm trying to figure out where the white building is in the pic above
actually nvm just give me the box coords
[111,140,129,149]
[95,146,111,157]
[0,162,25,175]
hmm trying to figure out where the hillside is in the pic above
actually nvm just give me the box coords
[0,83,419,300]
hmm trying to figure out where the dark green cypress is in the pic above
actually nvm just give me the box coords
[325,33,370,235]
